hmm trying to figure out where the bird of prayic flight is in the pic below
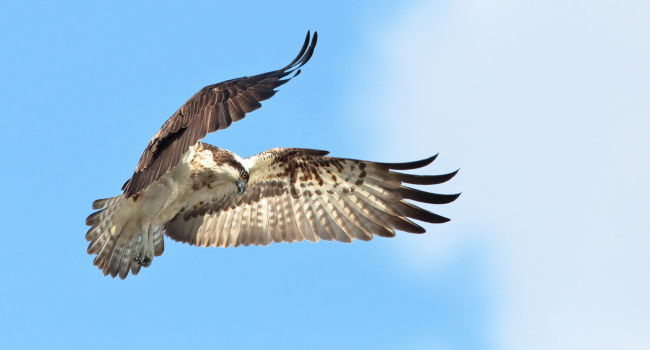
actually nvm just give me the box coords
[85,31,460,279]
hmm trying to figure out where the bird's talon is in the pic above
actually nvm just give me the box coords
[133,255,152,267]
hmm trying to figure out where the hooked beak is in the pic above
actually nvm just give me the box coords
[236,178,246,194]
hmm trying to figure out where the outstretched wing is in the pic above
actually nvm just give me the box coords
[122,32,318,197]
[164,148,459,248]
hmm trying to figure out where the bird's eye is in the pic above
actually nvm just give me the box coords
[241,172,249,180]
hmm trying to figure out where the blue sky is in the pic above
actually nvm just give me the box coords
[362,1,649,349]
[0,1,489,350]
[2,1,648,349]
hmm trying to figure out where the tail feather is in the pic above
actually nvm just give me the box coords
[92,196,121,210]
[153,227,165,256]
[118,236,136,279]
[130,234,144,276]
[86,195,165,279]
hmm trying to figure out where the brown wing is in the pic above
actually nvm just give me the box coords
[122,32,318,197]
[164,148,459,248]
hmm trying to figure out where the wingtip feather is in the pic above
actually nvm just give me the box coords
[399,186,461,204]
[378,154,439,170]
[397,168,459,185]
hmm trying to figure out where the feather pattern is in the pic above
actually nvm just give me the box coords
[164,148,459,247]
[122,32,318,197]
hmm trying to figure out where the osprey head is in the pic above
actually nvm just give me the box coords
[218,150,249,194]
[195,143,249,194]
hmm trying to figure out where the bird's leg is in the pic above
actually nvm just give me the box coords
[134,226,155,267]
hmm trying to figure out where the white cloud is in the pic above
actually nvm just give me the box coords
[352,0,650,349]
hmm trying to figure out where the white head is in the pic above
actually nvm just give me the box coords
[194,143,250,194]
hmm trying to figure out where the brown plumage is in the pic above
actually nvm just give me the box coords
[122,32,318,197]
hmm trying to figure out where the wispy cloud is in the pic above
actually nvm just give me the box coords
[351,0,650,349]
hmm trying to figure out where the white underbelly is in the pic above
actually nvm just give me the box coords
[126,143,237,228]
[133,151,197,227]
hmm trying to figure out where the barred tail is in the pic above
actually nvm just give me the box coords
[85,195,164,279]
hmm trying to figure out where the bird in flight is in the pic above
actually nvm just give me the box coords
[86,31,459,279]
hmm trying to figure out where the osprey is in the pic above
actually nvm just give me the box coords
[86,32,459,279]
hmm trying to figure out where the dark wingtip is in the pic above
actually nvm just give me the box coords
[311,31,318,51]
[286,31,311,69]
[281,30,318,72]
[378,154,438,170]
[397,168,459,185]
[298,32,317,68]
[301,148,330,156]
[400,202,452,224]
[400,187,461,204]
[397,217,427,233]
